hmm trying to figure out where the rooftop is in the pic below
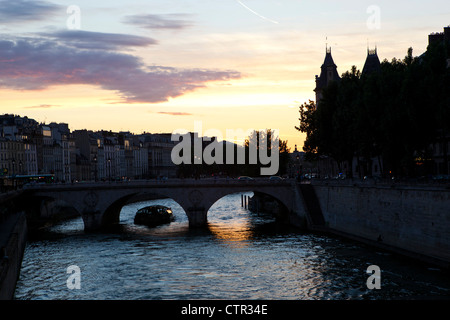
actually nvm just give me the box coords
[362,48,381,75]
[315,47,341,90]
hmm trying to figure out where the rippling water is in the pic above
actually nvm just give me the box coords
[14,192,450,300]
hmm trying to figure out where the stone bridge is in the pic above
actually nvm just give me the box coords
[22,179,314,232]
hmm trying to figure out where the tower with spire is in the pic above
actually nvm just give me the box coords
[314,46,341,106]
[362,47,381,76]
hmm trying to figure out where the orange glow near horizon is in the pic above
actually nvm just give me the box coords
[0,76,311,151]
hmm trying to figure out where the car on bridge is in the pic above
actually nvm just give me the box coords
[238,176,254,181]
[269,176,284,181]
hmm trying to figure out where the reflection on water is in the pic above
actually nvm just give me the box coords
[208,201,255,246]
[14,192,450,300]
[208,221,253,246]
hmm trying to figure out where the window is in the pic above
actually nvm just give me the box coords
[43,128,51,137]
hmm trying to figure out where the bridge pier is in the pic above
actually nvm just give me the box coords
[82,211,103,232]
[186,207,208,228]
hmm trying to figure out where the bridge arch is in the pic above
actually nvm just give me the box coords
[100,190,188,229]
[24,195,83,230]
[97,185,299,230]
[203,189,290,220]
[178,184,299,229]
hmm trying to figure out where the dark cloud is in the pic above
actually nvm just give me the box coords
[0,36,241,103]
[0,0,61,23]
[38,30,158,50]
[123,14,193,30]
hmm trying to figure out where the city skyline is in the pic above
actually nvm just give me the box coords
[1,0,449,150]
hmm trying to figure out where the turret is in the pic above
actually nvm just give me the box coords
[362,47,381,76]
[314,47,340,106]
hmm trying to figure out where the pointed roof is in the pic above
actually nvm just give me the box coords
[315,47,341,91]
[322,47,337,68]
[362,48,381,75]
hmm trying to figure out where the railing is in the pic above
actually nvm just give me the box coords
[310,177,450,190]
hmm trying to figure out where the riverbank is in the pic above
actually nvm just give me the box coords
[0,191,28,300]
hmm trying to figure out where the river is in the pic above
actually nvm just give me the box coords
[14,192,450,300]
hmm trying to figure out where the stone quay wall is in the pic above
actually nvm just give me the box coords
[312,181,450,267]
[0,202,27,300]
[0,191,28,300]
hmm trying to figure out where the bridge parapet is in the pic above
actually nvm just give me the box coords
[23,178,293,191]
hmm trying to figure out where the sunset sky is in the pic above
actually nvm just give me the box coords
[1,0,449,150]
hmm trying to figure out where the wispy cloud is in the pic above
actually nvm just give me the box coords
[123,14,193,30]
[24,104,61,109]
[156,111,193,116]
[38,30,158,50]
[0,0,61,23]
[0,35,241,103]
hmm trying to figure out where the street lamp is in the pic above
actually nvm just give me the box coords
[93,155,97,182]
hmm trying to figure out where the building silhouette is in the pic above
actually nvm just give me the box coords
[428,26,450,175]
[314,47,340,106]
[362,48,381,76]
[428,26,450,46]
[312,27,449,178]
[314,45,381,178]
[1,114,178,187]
